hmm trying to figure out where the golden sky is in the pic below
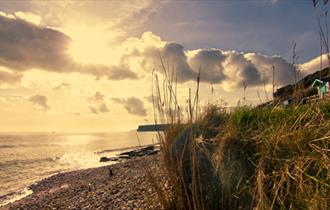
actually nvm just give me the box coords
[0,1,325,132]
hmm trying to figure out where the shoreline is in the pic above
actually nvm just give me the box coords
[0,152,119,207]
[0,143,160,207]
[0,188,33,207]
[1,154,171,209]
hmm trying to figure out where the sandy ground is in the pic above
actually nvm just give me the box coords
[2,155,172,210]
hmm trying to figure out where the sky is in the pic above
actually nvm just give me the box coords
[0,0,328,132]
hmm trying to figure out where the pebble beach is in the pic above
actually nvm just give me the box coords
[2,155,172,209]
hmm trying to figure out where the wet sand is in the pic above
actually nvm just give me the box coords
[2,155,172,209]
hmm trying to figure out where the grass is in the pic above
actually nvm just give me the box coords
[142,3,330,208]
[216,102,330,209]
[150,59,330,209]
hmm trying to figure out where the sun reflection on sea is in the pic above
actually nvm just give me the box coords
[61,134,96,145]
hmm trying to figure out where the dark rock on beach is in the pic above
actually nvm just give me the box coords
[99,145,159,162]
[119,145,158,158]
[2,155,172,210]
[99,157,118,162]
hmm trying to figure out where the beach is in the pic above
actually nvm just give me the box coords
[2,154,171,209]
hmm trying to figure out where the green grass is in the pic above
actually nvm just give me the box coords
[156,100,330,210]
[150,55,329,210]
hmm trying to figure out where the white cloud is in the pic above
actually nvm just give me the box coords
[111,32,295,91]
[0,10,298,92]
[300,54,329,74]
[14,11,42,25]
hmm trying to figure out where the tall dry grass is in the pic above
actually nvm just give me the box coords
[150,55,330,209]
[214,102,330,209]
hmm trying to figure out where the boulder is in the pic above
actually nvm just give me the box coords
[99,157,119,162]
[119,145,158,158]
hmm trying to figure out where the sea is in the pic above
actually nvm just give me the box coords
[0,131,157,206]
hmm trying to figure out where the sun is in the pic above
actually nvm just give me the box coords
[66,25,119,65]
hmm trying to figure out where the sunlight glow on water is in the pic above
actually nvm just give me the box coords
[0,132,157,205]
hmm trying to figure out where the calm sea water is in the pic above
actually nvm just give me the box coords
[0,132,157,206]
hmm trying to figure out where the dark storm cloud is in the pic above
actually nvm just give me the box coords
[0,70,22,85]
[0,14,136,80]
[112,97,147,116]
[28,94,50,111]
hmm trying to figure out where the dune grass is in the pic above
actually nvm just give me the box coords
[150,59,330,209]
[156,102,330,209]
[215,101,330,209]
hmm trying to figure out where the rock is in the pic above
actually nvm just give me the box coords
[4,155,170,210]
[99,157,119,162]
[118,154,131,159]
[146,150,158,156]
[118,145,158,159]
[100,157,111,162]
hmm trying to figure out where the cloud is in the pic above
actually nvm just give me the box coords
[188,49,227,83]
[221,52,262,90]
[141,42,197,82]
[53,82,71,91]
[89,91,104,102]
[188,50,295,89]
[0,13,71,71]
[99,103,109,113]
[112,32,295,90]
[0,96,7,103]
[161,43,196,82]
[14,11,42,25]
[0,12,300,90]
[28,94,50,111]
[300,54,329,74]
[107,66,138,80]
[0,12,136,80]
[144,95,154,104]
[244,53,297,86]
[0,70,22,85]
[88,91,110,114]
[112,97,147,116]
[89,106,98,114]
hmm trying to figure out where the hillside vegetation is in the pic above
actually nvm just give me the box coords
[157,101,330,210]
